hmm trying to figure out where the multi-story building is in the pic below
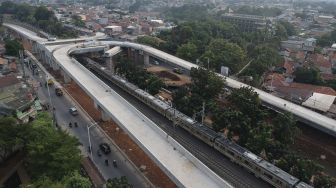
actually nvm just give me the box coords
[222,13,275,36]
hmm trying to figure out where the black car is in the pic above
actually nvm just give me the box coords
[99,143,111,154]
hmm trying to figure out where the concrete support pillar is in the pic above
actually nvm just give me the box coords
[101,110,111,122]
[93,102,98,109]
[105,57,114,73]
[127,48,131,58]
[63,71,71,83]
[144,53,149,65]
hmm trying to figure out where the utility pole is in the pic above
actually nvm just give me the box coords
[19,50,26,81]
[201,101,205,125]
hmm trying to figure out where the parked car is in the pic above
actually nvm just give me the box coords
[69,107,78,116]
[99,143,111,154]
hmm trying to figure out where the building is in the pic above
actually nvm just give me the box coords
[281,38,316,52]
[222,13,275,35]
[0,75,38,123]
[104,25,122,36]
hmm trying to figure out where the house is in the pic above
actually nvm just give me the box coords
[263,73,336,104]
[0,76,37,123]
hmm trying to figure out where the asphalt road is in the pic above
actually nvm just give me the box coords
[24,62,150,188]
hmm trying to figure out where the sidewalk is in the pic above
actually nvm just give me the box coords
[81,157,105,188]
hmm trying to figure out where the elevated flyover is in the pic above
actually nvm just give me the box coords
[4,23,232,188]
[66,40,336,137]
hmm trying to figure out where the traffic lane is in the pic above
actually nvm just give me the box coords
[51,90,148,187]
[31,74,147,187]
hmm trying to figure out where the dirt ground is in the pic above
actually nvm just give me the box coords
[64,81,176,188]
[293,124,336,177]
[146,65,191,86]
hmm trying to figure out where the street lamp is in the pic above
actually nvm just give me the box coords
[87,122,97,160]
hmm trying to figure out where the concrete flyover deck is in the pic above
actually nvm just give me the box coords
[4,23,232,188]
[67,40,336,137]
[53,43,232,188]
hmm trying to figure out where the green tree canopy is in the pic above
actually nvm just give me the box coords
[294,67,322,84]
[62,171,92,188]
[26,171,92,188]
[25,113,82,180]
[4,39,23,57]
[202,39,246,73]
[71,15,85,27]
[0,117,27,161]
[34,6,54,21]
[106,176,132,188]
[176,42,198,62]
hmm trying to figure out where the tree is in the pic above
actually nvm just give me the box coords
[246,122,273,156]
[279,21,296,36]
[172,86,192,116]
[25,113,82,180]
[314,174,336,188]
[71,15,85,27]
[62,171,92,188]
[136,36,164,49]
[244,44,282,78]
[176,42,198,62]
[26,172,92,188]
[189,67,225,101]
[4,39,23,57]
[294,67,322,84]
[34,6,54,21]
[106,176,132,188]
[147,76,164,95]
[227,87,265,125]
[202,39,246,73]
[273,113,299,146]
[275,24,288,39]
[0,117,26,161]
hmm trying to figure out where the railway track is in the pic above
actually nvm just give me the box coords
[78,58,270,188]
[170,129,250,188]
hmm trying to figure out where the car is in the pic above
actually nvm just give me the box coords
[48,37,57,41]
[69,107,78,116]
[99,143,111,154]
[55,87,63,96]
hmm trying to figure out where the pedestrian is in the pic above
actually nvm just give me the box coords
[69,122,72,128]
[39,82,42,87]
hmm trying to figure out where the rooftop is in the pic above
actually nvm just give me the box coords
[0,75,20,88]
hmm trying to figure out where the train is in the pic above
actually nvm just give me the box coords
[86,62,312,188]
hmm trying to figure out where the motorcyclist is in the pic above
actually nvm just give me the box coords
[113,160,117,168]
[69,122,72,128]
[105,159,109,166]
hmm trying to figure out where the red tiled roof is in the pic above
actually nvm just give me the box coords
[312,54,331,68]
[321,73,335,80]
[283,60,295,74]
[265,73,336,96]
[8,62,17,70]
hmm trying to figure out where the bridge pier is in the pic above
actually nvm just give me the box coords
[62,71,72,83]
[144,53,149,65]
[101,110,111,121]
[105,57,114,73]
[93,102,111,121]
